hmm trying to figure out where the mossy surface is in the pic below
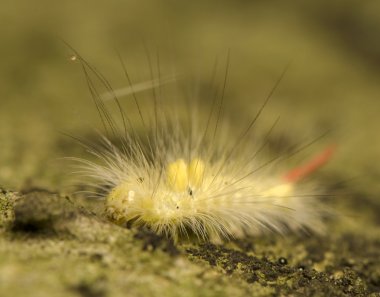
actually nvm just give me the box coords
[1,1,380,296]
[0,185,379,297]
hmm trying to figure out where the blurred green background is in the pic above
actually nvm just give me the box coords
[1,0,380,191]
[1,1,380,296]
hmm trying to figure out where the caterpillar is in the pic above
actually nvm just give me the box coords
[68,49,334,243]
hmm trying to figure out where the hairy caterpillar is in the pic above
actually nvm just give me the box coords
[69,49,333,242]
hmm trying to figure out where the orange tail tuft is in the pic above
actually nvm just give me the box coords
[283,145,336,183]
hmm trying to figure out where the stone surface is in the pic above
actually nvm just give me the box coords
[1,1,380,296]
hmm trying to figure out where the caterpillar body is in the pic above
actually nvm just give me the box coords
[71,52,333,242]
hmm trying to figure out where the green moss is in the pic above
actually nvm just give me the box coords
[185,232,379,296]
[0,188,17,229]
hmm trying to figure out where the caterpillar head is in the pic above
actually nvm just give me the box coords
[105,158,206,232]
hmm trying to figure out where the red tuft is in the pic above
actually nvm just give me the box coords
[283,145,336,183]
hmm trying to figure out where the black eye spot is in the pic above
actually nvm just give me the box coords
[188,188,193,196]
[176,206,179,209]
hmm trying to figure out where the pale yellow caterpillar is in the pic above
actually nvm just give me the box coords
[69,50,333,242]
